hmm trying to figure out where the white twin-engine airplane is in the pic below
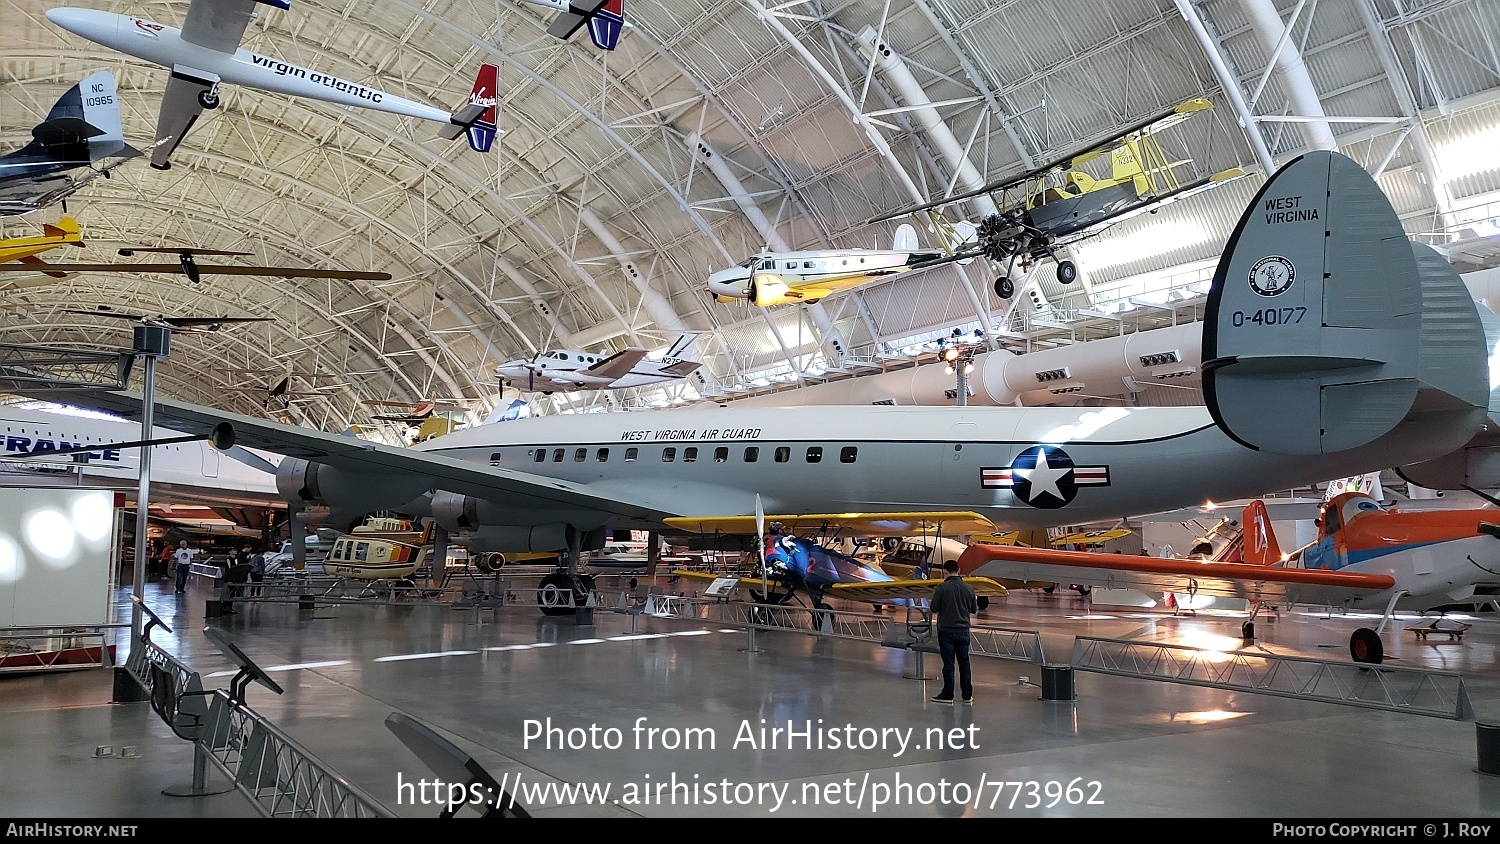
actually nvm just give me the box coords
[45,1,500,171]
[495,334,703,393]
[9,153,1500,619]
[706,223,971,308]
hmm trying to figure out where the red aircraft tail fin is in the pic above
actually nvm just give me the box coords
[1242,500,1281,566]
[465,63,499,153]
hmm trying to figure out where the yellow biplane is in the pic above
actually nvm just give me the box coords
[874,98,1244,299]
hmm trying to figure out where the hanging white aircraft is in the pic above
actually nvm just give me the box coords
[519,0,625,51]
[4,153,1497,618]
[45,2,498,171]
[706,223,970,307]
[496,334,702,393]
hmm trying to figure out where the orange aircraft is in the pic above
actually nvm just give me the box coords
[957,492,1500,664]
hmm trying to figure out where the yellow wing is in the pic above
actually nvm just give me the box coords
[1051,528,1132,546]
[664,510,995,537]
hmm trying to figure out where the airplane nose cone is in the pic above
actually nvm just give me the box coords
[707,268,750,298]
[46,8,108,38]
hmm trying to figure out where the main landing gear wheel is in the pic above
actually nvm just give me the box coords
[1350,627,1385,664]
[538,570,592,616]
[994,277,1015,299]
[1056,260,1077,284]
[198,89,220,109]
[978,596,990,610]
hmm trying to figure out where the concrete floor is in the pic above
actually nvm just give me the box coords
[4,571,1500,818]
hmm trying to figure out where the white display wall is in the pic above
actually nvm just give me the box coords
[0,487,115,628]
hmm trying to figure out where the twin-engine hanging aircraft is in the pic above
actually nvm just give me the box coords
[496,334,703,393]
[4,153,1496,621]
[706,224,963,308]
[0,70,139,216]
[519,0,625,51]
[958,494,1500,665]
[45,3,498,170]
[874,98,1244,298]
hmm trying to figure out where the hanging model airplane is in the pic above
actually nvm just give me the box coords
[0,70,140,216]
[45,3,499,170]
[872,98,1244,298]
[3,152,1496,620]
[957,493,1500,665]
[0,217,84,270]
[496,333,702,393]
[64,306,273,333]
[519,0,625,51]
[706,224,967,308]
[22,245,393,283]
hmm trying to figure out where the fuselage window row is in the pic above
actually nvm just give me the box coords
[515,444,857,467]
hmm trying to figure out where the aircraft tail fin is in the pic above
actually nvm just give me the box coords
[891,223,918,252]
[42,217,83,243]
[664,332,699,360]
[465,64,499,153]
[1203,151,1487,456]
[438,64,499,148]
[1241,500,1281,566]
[587,0,624,50]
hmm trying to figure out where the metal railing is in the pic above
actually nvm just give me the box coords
[197,692,394,817]
[1069,636,1474,720]
[644,593,1046,664]
[0,624,123,674]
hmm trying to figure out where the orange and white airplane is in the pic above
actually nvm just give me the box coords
[957,492,1500,664]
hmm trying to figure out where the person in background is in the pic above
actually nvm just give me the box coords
[173,541,195,593]
[929,559,978,705]
[249,545,266,596]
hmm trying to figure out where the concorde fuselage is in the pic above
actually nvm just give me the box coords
[410,403,1471,532]
[0,406,277,498]
[45,8,455,124]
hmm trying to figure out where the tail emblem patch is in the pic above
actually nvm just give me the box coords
[1249,255,1296,297]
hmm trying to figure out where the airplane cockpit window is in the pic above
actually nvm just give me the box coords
[760,259,774,271]
[841,446,858,463]
[806,446,823,463]
[552,448,565,462]
[625,448,638,462]
[574,448,587,462]
[597,448,609,462]
[774,446,790,463]
[1341,496,1382,525]
[714,447,728,462]
[744,446,759,463]
[663,447,677,463]
[683,447,698,463]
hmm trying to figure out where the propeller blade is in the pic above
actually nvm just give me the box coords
[32,263,392,280]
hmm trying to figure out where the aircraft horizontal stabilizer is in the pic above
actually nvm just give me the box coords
[438,102,487,140]
[1203,151,1488,456]
[657,360,702,377]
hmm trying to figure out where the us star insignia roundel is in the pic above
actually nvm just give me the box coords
[981,445,1111,509]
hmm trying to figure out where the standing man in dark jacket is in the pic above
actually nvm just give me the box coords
[929,559,978,704]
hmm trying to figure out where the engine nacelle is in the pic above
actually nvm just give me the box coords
[275,458,433,525]
[430,490,580,553]
[750,274,793,307]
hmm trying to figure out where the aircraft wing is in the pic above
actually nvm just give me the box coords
[180,0,260,53]
[150,72,212,169]
[665,511,997,538]
[669,569,1007,601]
[657,360,701,377]
[30,263,393,280]
[2,388,676,523]
[1047,167,1246,242]
[583,348,648,381]
[957,544,1396,604]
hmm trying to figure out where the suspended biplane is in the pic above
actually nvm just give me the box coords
[873,98,1243,299]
